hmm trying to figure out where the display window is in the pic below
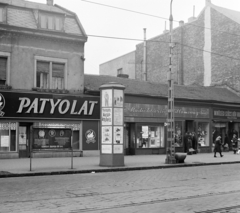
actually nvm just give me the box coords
[174,121,183,147]
[0,122,17,152]
[32,123,80,150]
[136,124,164,148]
[197,122,210,146]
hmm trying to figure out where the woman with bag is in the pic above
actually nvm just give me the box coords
[214,136,223,157]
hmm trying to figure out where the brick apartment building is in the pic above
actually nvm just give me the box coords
[100,0,240,93]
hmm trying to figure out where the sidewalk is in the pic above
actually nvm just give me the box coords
[1,152,240,178]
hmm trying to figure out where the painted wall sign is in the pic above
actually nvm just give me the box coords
[0,92,100,119]
[124,103,210,118]
[213,109,240,119]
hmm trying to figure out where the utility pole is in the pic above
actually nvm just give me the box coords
[143,28,147,81]
[165,0,176,164]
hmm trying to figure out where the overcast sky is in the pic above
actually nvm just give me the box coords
[30,0,240,75]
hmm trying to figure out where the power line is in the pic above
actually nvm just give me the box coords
[81,0,172,22]
[81,0,240,39]
[87,34,240,62]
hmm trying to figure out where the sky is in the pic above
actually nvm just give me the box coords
[29,0,240,75]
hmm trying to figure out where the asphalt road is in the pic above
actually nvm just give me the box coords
[1,164,240,213]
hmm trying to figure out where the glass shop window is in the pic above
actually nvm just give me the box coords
[0,123,17,152]
[174,121,183,147]
[197,122,210,146]
[33,128,79,150]
[136,124,164,148]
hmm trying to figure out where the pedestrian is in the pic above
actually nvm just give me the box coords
[214,136,223,157]
[231,133,238,154]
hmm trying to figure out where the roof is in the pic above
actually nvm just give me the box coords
[84,74,240,104]
[210,3,240,25]
[0,0,87,38]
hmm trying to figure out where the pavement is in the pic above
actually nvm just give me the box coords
[0,151,240,178]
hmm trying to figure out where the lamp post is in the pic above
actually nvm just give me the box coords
[165,0,176,164]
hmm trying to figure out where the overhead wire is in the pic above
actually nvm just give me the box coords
[81,0,240,38]
[87,34,240,62]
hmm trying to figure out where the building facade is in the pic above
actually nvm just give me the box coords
[0,0,101,159]
[85,74,240,155]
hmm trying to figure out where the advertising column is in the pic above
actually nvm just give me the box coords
[99,82,125,167]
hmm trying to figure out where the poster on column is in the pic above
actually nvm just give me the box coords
[114,90,123,107]
[102,145,112,154]
[113,126,123,144]
[114,145,123,154]
[102,90,112,107]
[102,126,112,144]
[114,108,123,125]
[102,108,112,125]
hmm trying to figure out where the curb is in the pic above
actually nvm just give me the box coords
[1,161,240,178]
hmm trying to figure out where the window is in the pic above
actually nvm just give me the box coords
[0,57,7,85]
[0,123,17,152]
[0,52,10,86]
[35,57,67,90]
[136,124,165,148]
[39,14,63,31]
[117,68,123,75]
[174,121,183,147]
[0,8,3,22]
[197,122,210,146]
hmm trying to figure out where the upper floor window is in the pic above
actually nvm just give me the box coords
[34,56,67,90]
[0,8,3,22]
[39,13,63,31]
[117,68,123,75]
[0,52,10,86]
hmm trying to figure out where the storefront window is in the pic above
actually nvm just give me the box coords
[197,122,210,146]
[0,123,17,152]
[174,121,183,147]
[136,124,164,148]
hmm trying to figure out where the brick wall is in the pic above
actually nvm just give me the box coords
[211,8,240,92]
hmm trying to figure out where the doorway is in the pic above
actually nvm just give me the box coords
[19,123,32,158]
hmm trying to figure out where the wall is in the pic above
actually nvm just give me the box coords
[211,8,240,92]
[99,51,135,79]
[135,15,205,86]
[0,33,85,92]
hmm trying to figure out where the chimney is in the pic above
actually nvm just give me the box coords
[163,21,169,33]
[179,20,184,27]
[206,0,211,6]
[47,0,53,6]
[188,5,196,22]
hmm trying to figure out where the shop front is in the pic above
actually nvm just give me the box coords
[0,91,100,159]
[213,108,240,151]
[124,102,211,155]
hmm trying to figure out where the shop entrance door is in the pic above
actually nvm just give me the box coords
[19,124,31,158]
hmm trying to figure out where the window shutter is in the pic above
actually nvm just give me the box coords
[37,61,49,73]
[0,57,7,80]
[52,63,64,78]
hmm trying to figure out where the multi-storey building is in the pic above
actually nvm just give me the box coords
[100,0,240,94]
[0,0,100,159]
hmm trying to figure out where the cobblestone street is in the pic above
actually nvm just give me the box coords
[1,163,240,212]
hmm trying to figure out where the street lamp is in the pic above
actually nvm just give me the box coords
[165,0,176,164]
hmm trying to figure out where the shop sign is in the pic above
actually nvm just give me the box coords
[124,103,209,118]
[213,109,240,119]
[0,92,100,119]
[33,122,80,130]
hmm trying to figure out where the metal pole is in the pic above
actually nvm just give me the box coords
[165,0,176,164]
[143,28,147,81]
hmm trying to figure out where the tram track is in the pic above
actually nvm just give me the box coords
[69,189,240,212]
